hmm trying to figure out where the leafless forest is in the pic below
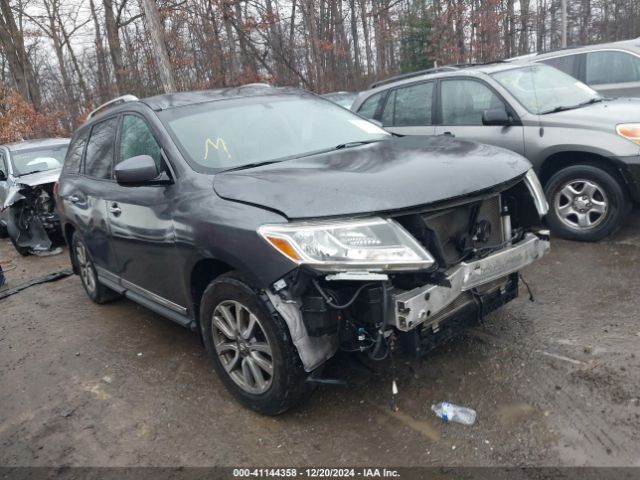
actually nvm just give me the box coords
[1,0,639,139]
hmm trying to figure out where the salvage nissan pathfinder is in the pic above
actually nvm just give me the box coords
[56,85,550,414]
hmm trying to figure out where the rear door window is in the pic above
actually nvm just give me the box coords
[540,54,579,78]
[357,92,384,119]
[441,79,506,125]
[84,117,118,179]
[381,82,434,127]
[586,51,640,84]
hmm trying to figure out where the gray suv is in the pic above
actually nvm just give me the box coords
[352,62,640,241]
[56,86,549,414]
[510,39,640,98]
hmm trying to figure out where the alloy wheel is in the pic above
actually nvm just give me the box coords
[554,179,608,231]
[75,240,96,295]
[211,300,274,395]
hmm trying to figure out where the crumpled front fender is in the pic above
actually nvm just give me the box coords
[2,183,28,210]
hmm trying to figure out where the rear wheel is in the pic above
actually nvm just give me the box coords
[72,232,119,304]
[544,165,630,241]
[200,274,312,415]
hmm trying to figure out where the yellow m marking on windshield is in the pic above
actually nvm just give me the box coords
[204,137,231,161]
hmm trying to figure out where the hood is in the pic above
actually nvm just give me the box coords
[213,136,531,219]
[541,97,640,131]
[14,168,61,187]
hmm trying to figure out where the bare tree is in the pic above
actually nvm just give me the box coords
[0,0,41,107]
[140,0,176,92]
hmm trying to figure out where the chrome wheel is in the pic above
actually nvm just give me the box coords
[75,240,96,295]
[554,179,608,230]
[211,300,274,395]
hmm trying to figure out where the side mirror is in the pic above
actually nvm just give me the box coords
[482,108,511,126]
[114,155,159,184]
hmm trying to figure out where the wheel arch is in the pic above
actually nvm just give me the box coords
[64,223,78,274]
[538,151,629,195]
[189,257,235,334]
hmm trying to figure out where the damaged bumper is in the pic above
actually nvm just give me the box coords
[266,231,550,372]
[393,231,550,331]
[1,180,61,254]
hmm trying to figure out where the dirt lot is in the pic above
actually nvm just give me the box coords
[1,214,640,468]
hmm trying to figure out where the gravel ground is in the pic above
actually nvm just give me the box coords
[1,213,639,467]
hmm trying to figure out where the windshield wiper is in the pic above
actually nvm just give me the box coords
[577,97,606,107]
[334,140,384,150]
[219,160,284,173]
[541,97,605,115]
[540,105,579,114]
[222,140,387,171]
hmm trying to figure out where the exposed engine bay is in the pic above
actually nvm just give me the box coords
[264,175,551,372]
[1,182,61,255]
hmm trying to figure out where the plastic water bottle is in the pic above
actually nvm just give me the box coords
[431,401,476,425]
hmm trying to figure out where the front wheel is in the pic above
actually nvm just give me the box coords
[9,234,30,256]
[71,232,119,304]
[544,165,630,242]
[200,274,312,415]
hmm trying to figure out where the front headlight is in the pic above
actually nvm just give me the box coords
[616,124,640,144]
[524,169,549,217]
[258,218,435,272]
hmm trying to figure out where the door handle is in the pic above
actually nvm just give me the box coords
[68,194,80,203]
[443,131,455,137]
[109,203,122,216]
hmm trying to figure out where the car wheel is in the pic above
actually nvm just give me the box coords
[200,273,313,415]
[544,165,630,242]
[71,232,119,304]
[9,234,31,256]
[0,222,8,239]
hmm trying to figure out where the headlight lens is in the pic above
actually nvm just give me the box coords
[616,124,640,144]
[258,218,435,272]
[524,169,549,217]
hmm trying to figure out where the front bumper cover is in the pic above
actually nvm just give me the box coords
[392,231,550,331]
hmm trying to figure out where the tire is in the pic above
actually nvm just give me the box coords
[9,234,30,256]
[71,232,119,304]
[544,164,630,242]
[200,273,312,415]
[0,222,8,239]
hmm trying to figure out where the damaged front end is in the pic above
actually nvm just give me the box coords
[2,179,61,255]
[259,170,550,372]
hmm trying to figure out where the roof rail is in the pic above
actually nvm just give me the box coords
[87,94,139,120]
[535,45,581,55]
[448,59,510,68]
[239,82,272,88]
[368,66,459,89]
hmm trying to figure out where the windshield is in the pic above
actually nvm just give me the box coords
[10,145,68,176]
[492,64,602,114]
[159,93,389,171]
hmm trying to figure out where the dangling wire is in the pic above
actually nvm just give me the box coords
[519,273,535,302]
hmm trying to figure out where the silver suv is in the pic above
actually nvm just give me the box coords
[510,39,640,98]
[352,62,640,241]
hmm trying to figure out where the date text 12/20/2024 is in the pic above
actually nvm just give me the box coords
[233,468,401,478]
